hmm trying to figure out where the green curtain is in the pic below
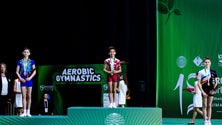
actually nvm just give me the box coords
[157,0,222,118]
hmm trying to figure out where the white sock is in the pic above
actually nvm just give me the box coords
[23,110,27,114]
[109,103,113,107]
[27,109,30,114]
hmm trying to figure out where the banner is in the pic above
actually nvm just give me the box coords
[38,63,127,114]
[157,0,222,118]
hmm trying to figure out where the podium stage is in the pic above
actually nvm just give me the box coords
[1,107,222,125]
[0,107,162,125]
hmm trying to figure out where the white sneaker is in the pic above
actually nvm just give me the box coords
[27,113,32,117]
[112,103,117,108]
[108,103,113,108]
[20,113,26,117]
[204,120,209,125]
[208,120,212,125]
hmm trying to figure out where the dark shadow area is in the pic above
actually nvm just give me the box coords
[1,0,156,115]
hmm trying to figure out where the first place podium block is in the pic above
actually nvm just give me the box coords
[68,107,162,125]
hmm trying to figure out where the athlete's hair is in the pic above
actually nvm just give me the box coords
[108,46,116,51]
[23,47,30,51]
[203,56,211,62]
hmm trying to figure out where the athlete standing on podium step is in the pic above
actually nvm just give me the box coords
[16,47,36,117]
[197,57,218,125]
[103,46,122,108]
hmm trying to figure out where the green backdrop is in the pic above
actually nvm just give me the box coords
[38,63,127,115]
[157,0,222,118]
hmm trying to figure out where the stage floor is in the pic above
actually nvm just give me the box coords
[0,107,221,125]
[163,118,222,125]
